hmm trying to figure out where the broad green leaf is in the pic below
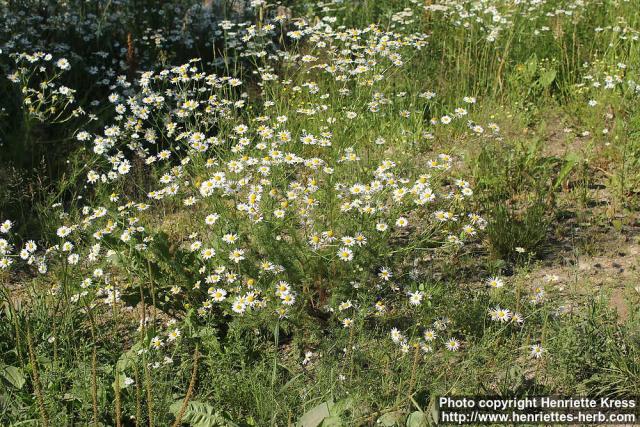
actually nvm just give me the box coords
[525,54,538,77]
[297,401,334,427]
[1,365,25,389]
[406,411,428,427]
[320,416,343,427]
[116,342,142,372]
[552,152,579,191]
[377,411,405,426]
[538,69,556,88]
[428,396,440,425]
[112,373,127,392]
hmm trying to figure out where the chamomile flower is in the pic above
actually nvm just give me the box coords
[445,338,461,352]
[512,313,524,325]
[205,213,220,225]
[423,329,437,341]
[487,276,504,289]
[281,293,296,305]
[210,288,227,302]
[167,328,181,342]
[341,236,356,246]
[229,248,245,263]
[0,220,12,234]
[222,233,238,244]
[275,281,290,297]
[201,248,216,260]
[337,247,353,262]
[489,306,512,322]
[390,328,404,343]
[378,267,393,281]
[395,217,409,228]
[338,300,353,311]
[232,298,247,314]
[57,226,72,238]
[408,291,424,306]
[150,336,163,349]
[530,344,545,359]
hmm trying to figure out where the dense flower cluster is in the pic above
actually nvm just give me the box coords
[0,0,503,363]
[5,0,635,378]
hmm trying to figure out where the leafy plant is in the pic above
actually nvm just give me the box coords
[169,400,239,427]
